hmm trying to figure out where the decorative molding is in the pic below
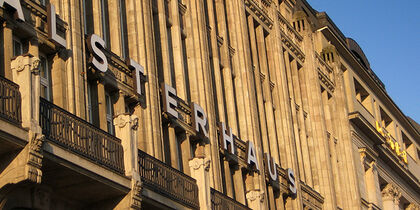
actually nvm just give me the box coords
[277,11,303,45]
[301,182,324,209]
[318,70,335,93]
[244,0,273,30]
[261,0,272,8]
[280,31,305,62]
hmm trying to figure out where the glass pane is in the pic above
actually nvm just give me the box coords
[40,57,48,78]
[13,40,22,57]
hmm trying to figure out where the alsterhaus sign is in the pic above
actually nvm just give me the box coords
[2,0,297,198]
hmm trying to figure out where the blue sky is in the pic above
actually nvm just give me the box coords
[307,0,420,122]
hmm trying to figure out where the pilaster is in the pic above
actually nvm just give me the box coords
[189,157,211,210]
[2,21,13,80]
[381,184,401,210]
[114,113,142,209]
[11,54,41,131]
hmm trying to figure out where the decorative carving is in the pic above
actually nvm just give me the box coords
[26,131,45,183]
[132,117,139,130]
[130,179,143,209]
[11,55,40,74]
[189,157,211,171]
[381,184,401,203]
[31,57,40,74]
[246,189,265,203]
[406,203,420,210]
[114,115,129,128]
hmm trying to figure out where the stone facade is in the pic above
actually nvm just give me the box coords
[0,0,419,209]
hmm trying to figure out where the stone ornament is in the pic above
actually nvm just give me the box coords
[27,130,45,183]
[189,157,211,171]
[130,179,143,209]
[381,184,401,203]
[12,55,39,73]
[246,189,265,203]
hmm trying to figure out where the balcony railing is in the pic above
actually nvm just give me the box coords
[39,98,125,174]
[210,188,250,210]
[138,150,199,209]
[0,76,21,125]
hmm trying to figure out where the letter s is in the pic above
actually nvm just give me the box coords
[87,34,108,72]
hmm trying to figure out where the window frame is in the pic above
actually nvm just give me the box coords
[105,92,114,135]
[39,54,51,101]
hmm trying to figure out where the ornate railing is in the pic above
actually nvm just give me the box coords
[0,76,21,125]
[210,188,250,210]
[138,150,199,209]
[39,98,124,174]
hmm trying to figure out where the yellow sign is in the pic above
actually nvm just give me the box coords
[375,121,408,164]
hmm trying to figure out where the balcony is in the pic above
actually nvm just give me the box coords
[138,150,199,209]
[210,188,250,210]
[0,76,21,126]
[39,98,125,174]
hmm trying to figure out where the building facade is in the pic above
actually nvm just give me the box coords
[0,0,419,209]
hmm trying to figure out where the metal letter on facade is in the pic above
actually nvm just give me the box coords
[246,141,259,171]
[219,122,234,154]
[162,83,178,119]
[287,168,297,198]
[127,59,144,96]
[265,153,277,182]
[47,4,66,48]
[87,34,108,73]
[192,103,209,138]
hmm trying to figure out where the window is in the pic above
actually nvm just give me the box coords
[83,0,94,34]
[13,38,23,57]
[105,93,114,135]
[39,55,50,100]
[100,0,110,47]
[87,82,93,123]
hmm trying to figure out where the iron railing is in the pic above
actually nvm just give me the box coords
[138,150,199,209]
[210,188,250,210]
[0,76,21,125]
[39,98,124,174]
